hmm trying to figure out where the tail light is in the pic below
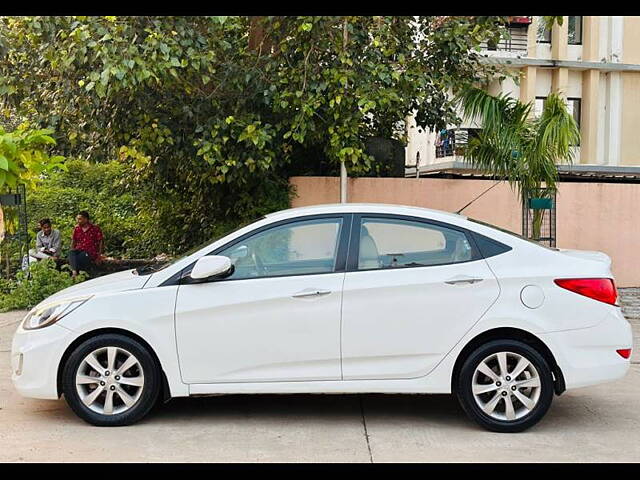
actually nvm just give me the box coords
[617,349,632,359]
[554,278,618,306]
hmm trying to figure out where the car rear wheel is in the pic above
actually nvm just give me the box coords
[62,334,160,426]
[456,339,554,433]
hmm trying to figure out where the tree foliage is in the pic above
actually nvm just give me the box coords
[456,86,580,198]
[0,124,65,191]
[0,16,508,252]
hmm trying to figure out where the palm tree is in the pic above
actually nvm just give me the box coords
[456,87,580,241]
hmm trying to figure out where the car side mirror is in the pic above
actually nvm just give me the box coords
[190,255,233,281]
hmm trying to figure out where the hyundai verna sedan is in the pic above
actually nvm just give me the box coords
[11,204,632,432]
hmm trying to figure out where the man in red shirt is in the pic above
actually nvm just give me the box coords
[69,211,104,278]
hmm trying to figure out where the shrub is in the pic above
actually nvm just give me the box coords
[0,259,87,312]
[27,158,292,260]
[27,159,154,258]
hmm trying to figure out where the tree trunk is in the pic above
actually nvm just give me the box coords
[248,17,272,54]
[532,209,545,240]
[340,18,349,203]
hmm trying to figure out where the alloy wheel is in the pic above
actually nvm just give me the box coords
[75,346,145,415]
[471,351,542,421]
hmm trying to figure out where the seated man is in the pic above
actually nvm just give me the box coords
[69,211,104,278]
[28,218,62,264]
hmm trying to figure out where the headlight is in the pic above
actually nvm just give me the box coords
[22,296,92,331]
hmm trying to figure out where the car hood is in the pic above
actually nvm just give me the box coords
[557,248,612,268]
[37,269,151,306]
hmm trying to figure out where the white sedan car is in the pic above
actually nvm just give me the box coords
[11,204,632,432]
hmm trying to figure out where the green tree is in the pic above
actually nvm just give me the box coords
[0,123,65,276]
[456,87,580,239]
[0,124,64,191]
[0,16,509,253]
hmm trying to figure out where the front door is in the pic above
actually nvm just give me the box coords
[175,215,349,384]
[341,215,500,380]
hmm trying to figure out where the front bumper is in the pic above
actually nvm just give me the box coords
[11,321,74,399]
[540,308,633,390]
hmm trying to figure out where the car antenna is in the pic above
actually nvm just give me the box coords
[455,180,501,215]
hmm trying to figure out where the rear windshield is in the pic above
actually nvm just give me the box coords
[468,218,557,251]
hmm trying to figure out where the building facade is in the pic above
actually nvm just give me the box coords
[406,16,640,169]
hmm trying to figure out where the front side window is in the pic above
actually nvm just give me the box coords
[357,217,475,271]
[218,217,343,280]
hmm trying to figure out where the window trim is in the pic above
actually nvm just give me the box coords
[345,213,483,273]
[176,213,353,284]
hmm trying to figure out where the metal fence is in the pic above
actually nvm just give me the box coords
[481,27,529,54]
[522,188,557,248]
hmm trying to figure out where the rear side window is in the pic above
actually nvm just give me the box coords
[357,217,477,270]
[468,218,553,251]
[471,232,513,258]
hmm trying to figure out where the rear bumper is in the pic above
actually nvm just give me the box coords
[540,308,633,390]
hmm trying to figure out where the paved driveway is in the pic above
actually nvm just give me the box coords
[1,309,639,463]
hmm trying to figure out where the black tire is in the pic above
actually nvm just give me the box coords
[456,339,554,433]
[62,334,161,426]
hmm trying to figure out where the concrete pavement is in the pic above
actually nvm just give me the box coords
[1,310,639,463]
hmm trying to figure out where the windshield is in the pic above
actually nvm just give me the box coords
[135,217,265,275]
[468,218,557,251]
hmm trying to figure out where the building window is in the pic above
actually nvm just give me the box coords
[537,19,551,44]
[535,96,581,145]
[537,17,582,45]
[567,98,581,146]
[567,98,581,129]
[568,16,583,45]
[534,96,547,117]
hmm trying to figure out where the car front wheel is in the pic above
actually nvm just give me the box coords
[456,339,554,433]
[62,333,160,426]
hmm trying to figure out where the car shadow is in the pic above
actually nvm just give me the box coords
[21,389,619,435]
[146,392,475,429]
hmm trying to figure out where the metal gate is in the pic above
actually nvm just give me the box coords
[0,184,29,277]
[522,188,556,248]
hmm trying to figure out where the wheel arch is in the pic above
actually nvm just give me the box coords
[56,328,171,402]
[450,327,566,396]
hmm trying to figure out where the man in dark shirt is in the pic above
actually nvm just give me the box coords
[69,211,104,278]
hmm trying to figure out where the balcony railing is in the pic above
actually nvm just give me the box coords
[435,128,481,159]
[481,26,529,54]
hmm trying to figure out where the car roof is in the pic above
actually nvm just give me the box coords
[265,203,467,222]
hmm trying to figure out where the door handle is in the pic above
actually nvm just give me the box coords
[444,276,484,285]
[292,289,332,298]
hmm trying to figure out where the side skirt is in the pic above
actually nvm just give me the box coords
[188,377,451,396]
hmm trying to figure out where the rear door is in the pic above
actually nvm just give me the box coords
[341,214,500,380]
